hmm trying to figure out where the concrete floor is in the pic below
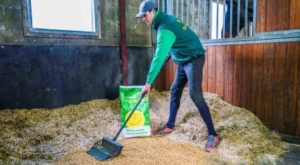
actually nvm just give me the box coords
[258,135,300,165]
[276,135,300,165]
[278,143,300,165]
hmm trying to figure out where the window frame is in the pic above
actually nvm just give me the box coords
[203,0,300,45]
[22,0,101,39]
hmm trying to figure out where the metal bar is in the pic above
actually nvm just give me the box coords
[192,0,195,29]
[230,0,233,38]
[187,0,190,26]
[164,0,167,13]
[176,0,179,16]
[198,0,201,35]
[181,0,183,20]
[202,29,300,46]
[223,0,226,38]
[209,0,212,38]
[237,0,240,36]
[204,0,207,38]
[245,0,248,36]
[253,0,257,36]
[216,0,219,39]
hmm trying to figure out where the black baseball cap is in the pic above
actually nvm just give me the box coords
[136,0,157,18]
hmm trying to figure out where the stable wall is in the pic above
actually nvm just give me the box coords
[0,0,153,109]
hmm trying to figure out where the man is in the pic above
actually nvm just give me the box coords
[136,0,218,152]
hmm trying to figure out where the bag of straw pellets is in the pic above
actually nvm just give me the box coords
[120,86,151,138]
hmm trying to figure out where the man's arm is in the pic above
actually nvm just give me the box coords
[141,29,176,95]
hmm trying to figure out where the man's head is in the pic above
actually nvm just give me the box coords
[136,0,157,25]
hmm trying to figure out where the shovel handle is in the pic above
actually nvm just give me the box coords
[113,93,146,141]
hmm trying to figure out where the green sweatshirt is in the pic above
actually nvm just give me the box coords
[146,10,205,84]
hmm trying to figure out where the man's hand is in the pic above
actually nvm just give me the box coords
[141,83,151,97]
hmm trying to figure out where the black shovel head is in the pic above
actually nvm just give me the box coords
[87,136,124,161]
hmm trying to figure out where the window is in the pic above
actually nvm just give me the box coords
[23,0,100,38]
[157,0,254,40]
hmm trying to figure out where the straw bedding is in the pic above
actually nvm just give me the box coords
[0,88,287,164]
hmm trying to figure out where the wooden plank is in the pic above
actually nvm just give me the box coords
[172,61,178,89]
[256,0,266,32]
[297,42,300,137]
[224,45,234,103]
[241,44,247,108]
[155,66,165,91]
[203,47,209,91]
[242,44,254,110]
[232,45,243,106]
[290,0,300,29]
[265,0,278,31]
[155,76,162,91]
[215,45,225,98]
[284,42,298,135]
[251,44,264,118]
[232,45,238,106]
[165,60,174,89]
[237,45,244,107]
[207,46,216,93]
[277,0,290,30]
[261,43,275,129]
[164,60,170,90]
[161,60,172,90]
[272,43,287,133]
[284,42,299,135]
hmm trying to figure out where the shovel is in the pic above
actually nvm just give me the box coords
[87,93,146,161]
[87,55,171,161]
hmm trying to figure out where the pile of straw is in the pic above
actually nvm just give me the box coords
[0,88,287,164]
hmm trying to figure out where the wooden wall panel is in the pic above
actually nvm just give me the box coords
[153,0,300,137]
[242,45,254,109]
[265,0,278,31]
[203,50,209,91]
[223,46,234,103]
[153,0,299,136]
[277,0,290,30]
[165,59,174,90]
[262,44,275,128]
[297,42,300,137]
[154,42,300,137]
[155,58,175,91]
[256,0,266,33]
[290,0,300,29]
[251,44,264,117]
[285,42,298,135]
[257,0,300,32]
[232,45,243,106]
[207,46,216,93]
[155,70,164,91]
[272,43,287,133]
[215,46,225,98]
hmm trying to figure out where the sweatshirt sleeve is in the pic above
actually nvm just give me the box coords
[146,29,176,84]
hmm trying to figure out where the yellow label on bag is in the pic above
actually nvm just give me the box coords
[125,110,145,127]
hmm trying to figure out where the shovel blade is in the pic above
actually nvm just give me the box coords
[87,137,123,161]
[87,146,112,160]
